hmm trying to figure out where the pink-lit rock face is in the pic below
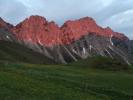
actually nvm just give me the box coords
[11,15,128,46]
[61,17,105,44]
[104,27,128,41]
[61,17,128,44]
[12,15,61,46]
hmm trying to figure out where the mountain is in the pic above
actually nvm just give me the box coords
[11,15,61,46]
[11,16,128,46]
[0,15,132,64]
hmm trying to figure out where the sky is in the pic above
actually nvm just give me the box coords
[0,0,133,39]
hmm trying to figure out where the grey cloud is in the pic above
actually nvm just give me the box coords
[0,0,28,24]
[95,0,133,21]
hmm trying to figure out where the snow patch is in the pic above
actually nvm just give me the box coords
[110,34,114,46]
[82,47,86,54]
[89,45,92,51]
[72,49,77,54]
[38,39,43,45]
[6,35,10,39]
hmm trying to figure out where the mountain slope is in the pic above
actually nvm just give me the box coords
[58,34,131,64]
[0,40,55,64]
[69,56,129,71]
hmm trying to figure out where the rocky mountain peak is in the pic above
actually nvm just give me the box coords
[9,15,129,46]
[12,15,61,46]
[0,17,13,29]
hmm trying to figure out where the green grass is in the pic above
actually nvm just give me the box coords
[69,56,129,71]
[0,62,133,100]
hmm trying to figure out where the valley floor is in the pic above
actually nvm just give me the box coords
[0,63,133,100]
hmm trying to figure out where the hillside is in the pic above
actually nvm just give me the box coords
[0,62,133,100]
[69,56,129,71]
[0,40,55,64]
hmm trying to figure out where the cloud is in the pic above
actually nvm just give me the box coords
[0,0,133,39]
[99,3,133,39]
[0,0,29,24]
[18,0,104,24]
[95,0,133,21]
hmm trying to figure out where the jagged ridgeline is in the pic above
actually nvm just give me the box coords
[0,15,133,65]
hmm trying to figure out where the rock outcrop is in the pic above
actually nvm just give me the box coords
[0,17,13,29]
